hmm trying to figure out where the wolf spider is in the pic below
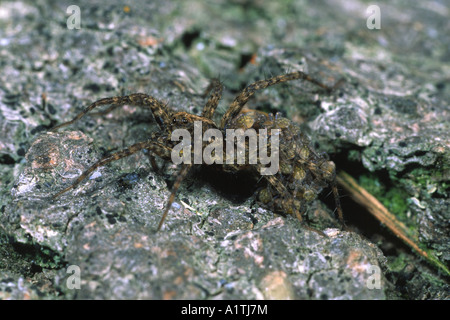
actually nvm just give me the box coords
[50,71,344,233]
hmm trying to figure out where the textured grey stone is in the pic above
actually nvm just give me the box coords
[1,0,449,300]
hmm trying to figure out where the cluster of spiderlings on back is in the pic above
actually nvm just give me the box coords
[229,109,337,219]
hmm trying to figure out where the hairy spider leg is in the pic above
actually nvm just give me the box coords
[268,183,327,236]
[157,164,192,231]
[88,103,121,116]
[52,140,172,199]
[220,71,332,128]
[264,173,289,196]
[331,182,345,228]
[300,159,345,228]
[201,78,223,119]
[50,93,172,132]
[201,78,220,98]
[300,219,327,236]
[263,169,322,233]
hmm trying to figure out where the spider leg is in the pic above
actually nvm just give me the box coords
[300,219,327,237]
[52,140,171,199]
[303,160,346,228]
[286,197,327,236]
[201,78,223,119]
[220,71,332,128]
[263,166,329,236]
[147,154,160,172]
[264,173,289,196]
[330,181,346,228]
[50,93,172,132]
[89,103,120,116]
[157,164,192,231]
[201,78,220,98]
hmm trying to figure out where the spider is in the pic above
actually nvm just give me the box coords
[50,71,344,233]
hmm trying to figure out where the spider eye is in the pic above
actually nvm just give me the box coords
[182,117,187,123]
[172,117,177,123]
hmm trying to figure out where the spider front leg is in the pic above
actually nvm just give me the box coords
[303,159,346,228]
[201,78,223,120]
[220,71,332,128]
[157,164,192,231]
[331,181,345,227]
[50,93,172,132]
[52,140,171,199]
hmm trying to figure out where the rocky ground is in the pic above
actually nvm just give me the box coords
[0,0,448,299]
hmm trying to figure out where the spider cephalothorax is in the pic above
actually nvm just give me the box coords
[50,71,343,233]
